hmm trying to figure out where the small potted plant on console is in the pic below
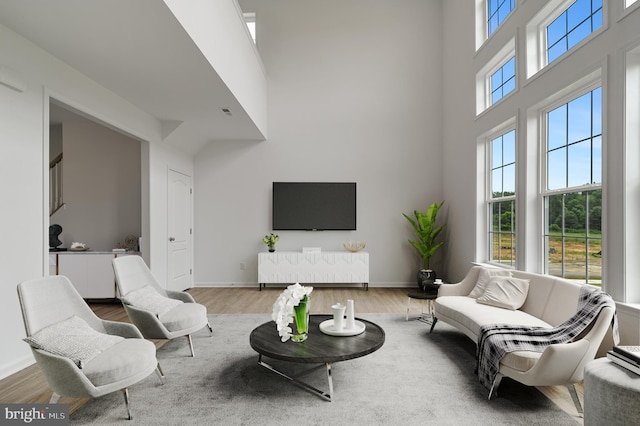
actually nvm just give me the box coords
[263,233,280,252]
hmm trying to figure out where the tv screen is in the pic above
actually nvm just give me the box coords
[272,182,356,231]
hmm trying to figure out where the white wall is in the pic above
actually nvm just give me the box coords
[0,44,47,380]
[50,121,141,250]
[193,0,444,287]
[0,23,189,379]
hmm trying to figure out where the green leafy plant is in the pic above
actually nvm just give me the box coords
[403,201,445,270]
[262,233,280,248]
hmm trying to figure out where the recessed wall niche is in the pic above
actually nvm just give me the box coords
[49,102,142,251]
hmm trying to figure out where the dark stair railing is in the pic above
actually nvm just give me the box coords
[50,153,64,215]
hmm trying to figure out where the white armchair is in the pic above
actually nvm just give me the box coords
[112,255,212,357]
[18,275,163,420]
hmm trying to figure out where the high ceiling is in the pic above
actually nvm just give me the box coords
[0,0,264,154]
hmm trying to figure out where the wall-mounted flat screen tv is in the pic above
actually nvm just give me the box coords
[272,182,356,231]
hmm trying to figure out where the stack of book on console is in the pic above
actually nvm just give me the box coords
[607,346,640,375]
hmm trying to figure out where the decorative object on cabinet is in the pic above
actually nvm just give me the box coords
[262,233,279,252]
[124,234,138,251]
[343,240,366,252]
[70,242,89,251]
[49,224,66,251]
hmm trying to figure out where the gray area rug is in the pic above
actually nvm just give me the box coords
[71,314,578,425]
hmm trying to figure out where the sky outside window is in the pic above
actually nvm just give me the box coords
[488,0,515,37]
[547,0,602,64]
[547,87,602,190]
[491,57,516,104]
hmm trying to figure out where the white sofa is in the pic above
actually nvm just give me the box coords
[431,265,616,413]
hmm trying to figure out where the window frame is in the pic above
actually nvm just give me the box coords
[476,38,517,115]
[490,56,517,105]
[488,0,517,38]
[487,127,518,268]
[475,0,517,51]
[623,43,640,302]
[540,79,603,284]
[525,0,607,79]
[545,0,604,65]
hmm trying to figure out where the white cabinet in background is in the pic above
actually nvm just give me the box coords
[49,254,57,276]
[258,251,369,291]
[53,252,139,299]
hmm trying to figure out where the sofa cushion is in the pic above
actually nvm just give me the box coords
[82,338,157,386]
[435,296,552,337]
[476,276,530,310]
[123,285,183,317]
[468,268,513,298]
[24,315,123,368]
[159,302,207,332]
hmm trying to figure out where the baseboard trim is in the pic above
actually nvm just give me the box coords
[0,353,34,381]
[194,282,415,289]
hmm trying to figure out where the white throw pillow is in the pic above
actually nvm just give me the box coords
[468,268,513,298]
[476,276,530,310]
[24,315,123,368]
[123,285,183,317]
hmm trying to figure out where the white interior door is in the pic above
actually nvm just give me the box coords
[168,169,192,291]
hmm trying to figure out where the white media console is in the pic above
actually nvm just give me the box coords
[258,251,369,291]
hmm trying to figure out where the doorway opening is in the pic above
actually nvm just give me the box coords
[48,99,147,256]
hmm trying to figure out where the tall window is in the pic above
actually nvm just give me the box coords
[489,129,516,267]
[491,56,516,105]
[488,0,515,36]
[476,39,515,114]
[544,87,602,284]
[547,0,603,64]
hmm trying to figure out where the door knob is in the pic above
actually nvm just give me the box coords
[169,237,175,242]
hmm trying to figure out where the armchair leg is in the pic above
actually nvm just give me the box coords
[122,388,132,420]
[156,363,165,384]
[49,392,60,404]
[488,373,503,400]
[429,317,438,333]
[207,322,213,336]
[567,384,583,415]
[187,334,195,357]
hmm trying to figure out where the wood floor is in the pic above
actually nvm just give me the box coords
[0,287,582,423]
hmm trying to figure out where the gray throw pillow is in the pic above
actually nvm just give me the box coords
[468,268,513,298]
[24,315,123,368]
[123,285,183,317]
[476,276,530,310]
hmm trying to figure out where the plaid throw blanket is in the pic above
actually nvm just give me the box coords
[476,286,618,389]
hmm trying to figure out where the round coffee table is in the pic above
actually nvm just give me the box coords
[249,314,385,401]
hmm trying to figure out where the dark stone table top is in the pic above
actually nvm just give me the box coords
[249,314,385,364]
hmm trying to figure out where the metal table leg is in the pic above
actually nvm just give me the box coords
[257,354,334,401]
